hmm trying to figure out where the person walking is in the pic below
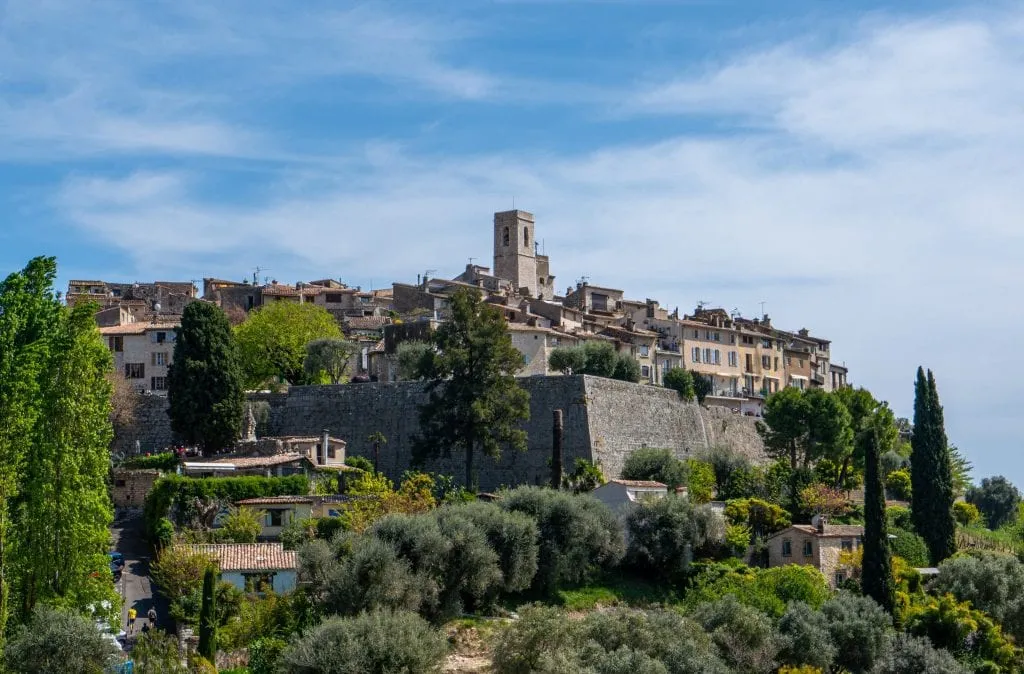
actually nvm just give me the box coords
[147,607,157,628]
[127,607,137,634]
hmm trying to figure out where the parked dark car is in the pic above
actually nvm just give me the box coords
[108,552,124,579]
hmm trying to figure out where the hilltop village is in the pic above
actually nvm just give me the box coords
[75,208,849,419]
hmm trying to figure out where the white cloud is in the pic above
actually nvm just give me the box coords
[42,4,1024,479]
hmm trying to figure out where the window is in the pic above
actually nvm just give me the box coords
[803,541,813,557]
[728,351,738,367]
[503,227,510,246]
[762,338,773,348]
[761,355,771,369]
[268,510,285,527]
[153,331,167,343]
[841,539,853,552]
[639,345,649,357]
[243,572,275,593]
[834,572,846,587]
[151,376,167,391]
[693,330,699,338]
[745,353,753,372]
[641,365,650,377]
[110,335,123,352]
[114,479,126,487]
[327,443,336,459]
[325,293,342,303]
[152,352,168,366]
[782,540,792,557]
[523,227,529,247]
[786,357,792,366]
[125,363,145,379]
[705,330,712,340]
[703,348,712,363]
[713,332,721,342]
[691,347,701,363]
[774,357,779,371]
[713,349,721,365]
[742,335,754,345]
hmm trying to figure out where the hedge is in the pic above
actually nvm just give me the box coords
[143,474,309,541]
[121,452,180,471]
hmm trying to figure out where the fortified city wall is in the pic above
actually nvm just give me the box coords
[114,376,767,491]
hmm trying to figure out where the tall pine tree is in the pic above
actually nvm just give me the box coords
[910,367,956,564]
[413,288,530,488]
[861,427,894,613]
[167,301,244,456]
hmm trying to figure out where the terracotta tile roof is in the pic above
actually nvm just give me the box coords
[346,316,389,330]
[370,339,386,353]
[608,479,667,489]
[69,280,107,286]
[772,524,865,539]
[204,453,308,468]
[182,543,296,571]
[99,322,180,335]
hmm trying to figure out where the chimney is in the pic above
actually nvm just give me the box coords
[762,314,771,327]
[814,514,827,533]
[320,428,329,466]
[798,328,809,337]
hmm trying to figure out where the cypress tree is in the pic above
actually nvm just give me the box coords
[927,370,956,562]
[167,301,244,456]
[198,566,217,662]
[861,428,894,613]
[910,367,956,565]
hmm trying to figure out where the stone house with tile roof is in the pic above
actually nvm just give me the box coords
[182,543,297,593]
[767,517,864,588]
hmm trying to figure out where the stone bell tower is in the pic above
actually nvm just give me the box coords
[493,209,538,298]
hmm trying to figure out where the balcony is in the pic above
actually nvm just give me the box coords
[658,340,681,353]
[811,372,825,385]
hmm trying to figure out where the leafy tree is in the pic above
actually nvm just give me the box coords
[234,301,342,387]
[886,469,912,501]
[904,593,1018,670]
[799,483,851,518]
[692,372,713,404]
[198,566,218,661]
[948,445,973,497]
[759,388,853,476]
[132,629,190,674]
[684,459,717,504]
[220,506,263,543]
[151,547,216,610]
[492,604,578,674]
[871,633,968,674]
[279,609,447,674]
[662,367,695,400]
[11,301,117,622]
[932,551,1024,644]
[168,301,244,456]
[612,352,642,383]
[724,498,791,541]
[863,429,895,614]
[820,594,892,673]
[621,447,686,488]
[685,564,830,619]
[910,368,956,565]
[832,386,900,487]
[952,501,981,527]
[777,601,836,671]
[303,338,358,384]
[4,605,118,674]
[413,288,530,488]
[444,502,538,595]
[889,528,930,567]
[626,498,725,582]
[548,345,587,375]
[562,458,605,493]
[249,636,288,674]
[396,340,434,381]
[966,476,1021,530]
[501,487,624,594]
[693,595,780,674]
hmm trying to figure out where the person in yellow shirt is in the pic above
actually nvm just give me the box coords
[127,607,137,634]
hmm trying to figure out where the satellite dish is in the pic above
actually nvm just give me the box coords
[153,302,162,312]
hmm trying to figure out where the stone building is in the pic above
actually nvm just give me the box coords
[100,321,180,394]
[766,517,863,589]
[590,479,668,518]
[492,210,555,300]
[111,469,161,508]
[67,280,197,320]
[181,543,297,594]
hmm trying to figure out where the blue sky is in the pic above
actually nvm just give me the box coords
[3,0,1023,484]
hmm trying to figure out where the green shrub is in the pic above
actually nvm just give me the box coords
[492,605,577,674]
[626,497,725,582]
[344,455,374,472]
[322,536,427,617]
[683,459,716,503]
[820,594,892,673]
[685,564,830,618]
[662,368,695,401]
[621,448,686,488]
[144,474,308,540]
[872,633,968,674]
[931,550,1024,644]
[890,527,930,567]
[5,605,119,673]
[692,595,780,674]
[886,469,912,501]
[443,501,538,594]
[501,486,625,595]
[249,636,288,674]
[724,498,791,540]
[952,501,981,527]
[122,451,180,470]
[278,609,447,673]
[776,601,835,671]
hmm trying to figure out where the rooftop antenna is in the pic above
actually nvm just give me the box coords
[759,300,767,316]
[253,266,271,286]
[697,299,709,310]
[468,257,475,266]
[512,196,515,209]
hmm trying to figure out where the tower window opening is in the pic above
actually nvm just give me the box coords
[503,227,510,246]
[523,227,529,247]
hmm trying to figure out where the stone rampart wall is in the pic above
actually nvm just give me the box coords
[113,376,767,491]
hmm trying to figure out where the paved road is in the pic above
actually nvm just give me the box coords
[111,510,171,640]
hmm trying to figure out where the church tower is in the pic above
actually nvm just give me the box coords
[493,210,538,297]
